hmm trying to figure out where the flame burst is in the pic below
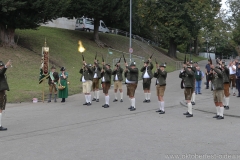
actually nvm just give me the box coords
[78,41,85,53]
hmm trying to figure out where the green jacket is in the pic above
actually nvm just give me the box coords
[194,70,202,81]
[112,66,123,81]
[154,69,167,86]
[0,67,9,91]
[212,68,223,90]
[101,65,112,83]
[92,63,102,79]
[124,66,139,83]
[222,66,229,83]
[179,67,194,88]
[79,65,93,81]
[140,62,153,79]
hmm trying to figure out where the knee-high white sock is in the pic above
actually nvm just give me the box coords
[233,88,236,94]
[187,103,192,114]
[85,95,88,103]
[93,91,96,99]
[148,93,151,100]
[158,101,162,110]
[225,97,230,106]
[120,92,123,99]
[144,93,148,100]
[88,95,91,103]
[114,93,117,99]
[131,98,135,108]
[220,107,224,117]
[223,96,226,106]
[216,106,220,115]
[0,113,2,127]
[96,91,99,99]
[191,93,196,102]
[105,95,109,105]
[161,101,165,111]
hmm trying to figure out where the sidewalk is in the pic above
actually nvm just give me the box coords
[180,60,240,118]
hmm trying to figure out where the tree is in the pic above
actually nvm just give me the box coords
[65,0,129,47]
[137,0,220,58]
[0,0,70,46]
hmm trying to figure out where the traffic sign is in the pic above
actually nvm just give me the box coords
[129,48,133,53]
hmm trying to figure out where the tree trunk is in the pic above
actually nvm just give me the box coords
[168,38,177,58]
[93,19,100,42]
[193,37,198,55]
[0,24,16,46]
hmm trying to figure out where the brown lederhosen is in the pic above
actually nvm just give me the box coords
[127,83,137,97]
[184,87,193,100]
[92,78,99,90]
[0,91,7,110]
[102,82,110,94]
[156,85,166,97]
[229,74,236,87]
[223,83,230,97]
[142,78,151,90]
[49,84,57,94]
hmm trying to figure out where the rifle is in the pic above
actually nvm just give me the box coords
[123,53,126,63]
[82,54,85,61]
[102,55,104,62]
[147,53,154,63]
[95,52,97,60]
[209,55,212,65]
[118,56,122,63]
[184,54,186,64]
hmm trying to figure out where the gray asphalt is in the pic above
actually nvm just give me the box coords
[1,60,240,160]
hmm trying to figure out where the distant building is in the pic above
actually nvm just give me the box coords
[199,52,215,59]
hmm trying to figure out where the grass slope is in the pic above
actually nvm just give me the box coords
[1,26,203,103]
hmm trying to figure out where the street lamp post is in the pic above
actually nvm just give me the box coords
[129,0,132,62]
[206,39,209,58]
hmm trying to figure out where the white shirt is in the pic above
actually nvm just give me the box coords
[102,77,105,82]
[229,65,236,74]
[126,79,136,83]
[115,74,118,81]
[94,73,97,78]
[143,67,150,78]
[82,76,86,82]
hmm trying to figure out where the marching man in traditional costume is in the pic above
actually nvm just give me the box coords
[0,60,12,131]
[140,59,153,103]
[48,66,59,102]
[101,62,112,108]
[112,62,124,102]
[179,64,194,117]
[92,60,101,102]
[154,63,167,114]
[80,61,93,106]
[209,65,225,119]
[124,61,139,111]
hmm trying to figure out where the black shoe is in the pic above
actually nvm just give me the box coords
[224,106,226,108]
[143,99,148,103]
[225,106,229,110]
[237,95,240,97]
[217,116,224,119]
[96,99,99,102]
[128,106,133,109]
[183,112,190,115]
[206,87,209,89]
[198,93,202,94]
[87,102,92,106]
[61,101,65,103]
[159,111,165,114]
[147,100,151,103]
[191,102,195,105]
[186,114,193,117]
[113,99,118,102]
[83,102,88,105]
[120,99,123,102]
[213,115,220,118]
[130,107,136,111]
[0,126,7,131]
[102,104,106,107]
[48,100,51,103]
[156,110,162,112]
[92,98,96,101]
[104,104,109,108]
